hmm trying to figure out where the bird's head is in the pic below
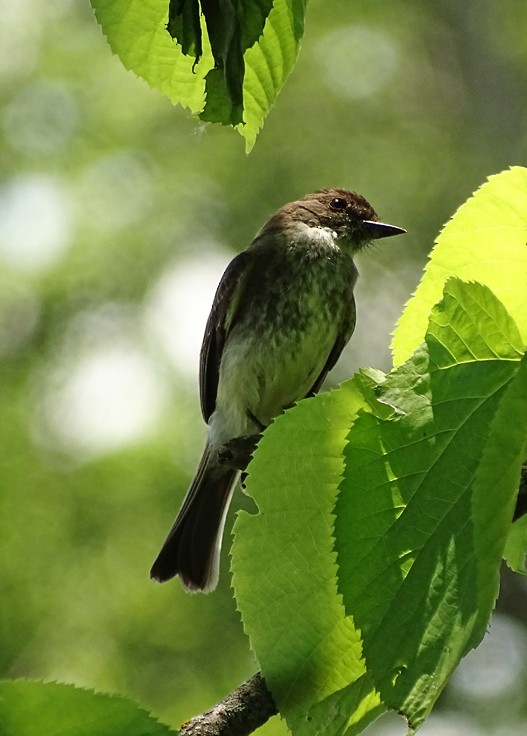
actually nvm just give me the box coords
[267,188,406,252]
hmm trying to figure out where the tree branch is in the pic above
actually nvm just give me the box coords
[179,672,278,736]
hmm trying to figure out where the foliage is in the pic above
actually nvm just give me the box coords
[392,167,527,363]
[2,2,527,735]
[504,515,527,574]
[0,680,175,736]
[90,0,308,149]
[232,168,527,735]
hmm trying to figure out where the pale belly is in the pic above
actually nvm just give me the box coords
[210,316,340,444]
[207,236,357,448]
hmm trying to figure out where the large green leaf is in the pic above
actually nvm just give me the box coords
[232,280,527,735]
[232,373,387,736]
[336,280,527,730]
[392,166,527,365]
[90,0,308,149]
[0,680,175,736]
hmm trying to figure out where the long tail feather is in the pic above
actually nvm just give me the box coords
[150,443,238,592]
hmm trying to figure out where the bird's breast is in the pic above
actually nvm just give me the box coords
[212,248,357,440]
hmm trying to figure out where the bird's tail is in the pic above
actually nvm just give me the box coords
[150,442,239,592]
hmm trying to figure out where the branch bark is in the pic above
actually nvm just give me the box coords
[179,672,278,736]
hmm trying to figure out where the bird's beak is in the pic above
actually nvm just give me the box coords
[362,220,407,239]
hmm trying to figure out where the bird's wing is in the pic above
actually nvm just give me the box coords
[306,294,357,397]
[199,251,251,422]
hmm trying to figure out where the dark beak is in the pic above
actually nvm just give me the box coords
[362,220,407,239]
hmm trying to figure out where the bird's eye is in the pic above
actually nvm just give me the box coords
[329,197,347,210]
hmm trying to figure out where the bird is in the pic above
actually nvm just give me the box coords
[150,188,405,592]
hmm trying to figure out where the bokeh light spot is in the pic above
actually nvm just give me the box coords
[143,250,231,380]
[32,304,170,459]
[0,174,73,272]
[316,25,399,100]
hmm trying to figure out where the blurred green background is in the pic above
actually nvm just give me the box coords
[1,1,526,734]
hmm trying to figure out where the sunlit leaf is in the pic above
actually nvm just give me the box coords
[232,374,387,736]
[90,0,308,148]
[233,280,527,735]
[392,166,527,365]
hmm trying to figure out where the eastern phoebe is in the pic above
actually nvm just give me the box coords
[151,188,405,592]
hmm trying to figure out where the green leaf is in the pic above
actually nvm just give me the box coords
[201,0,274,126]
[233,280,527,735]
[392,166,527,365]
[168,0,274,75]
[201,67,244,126]
[90,0,308,149]
[0,680,175,736]
[167,0,202,60]
[503,515,527,574]
[232,376,386,736]
[91,0,211,114]
[238,0,308,150]
[336,280,527,730]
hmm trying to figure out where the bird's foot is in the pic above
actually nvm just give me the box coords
[217,434,262,472]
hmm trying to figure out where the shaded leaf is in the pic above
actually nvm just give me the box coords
[201,67,244,124]
[167,0,202,60]
[336,280,526,730]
